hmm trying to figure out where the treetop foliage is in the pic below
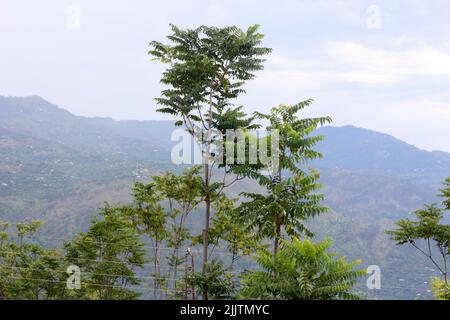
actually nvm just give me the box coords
[149,24,271,136]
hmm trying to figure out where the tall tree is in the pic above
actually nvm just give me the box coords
[153,167,203,294]
[128,167,203,298]
[238,101,331,256]
[149,24,271,298]
[128,181,169,299]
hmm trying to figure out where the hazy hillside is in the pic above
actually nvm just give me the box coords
[315,125,450,186]
[1,95,449,299]
[0,96,174,231]
[0,96,173,160]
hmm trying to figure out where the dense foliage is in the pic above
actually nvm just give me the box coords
[0,220,66,299]
[241,238,364,300]
[64,206,146,299]
[237,102,331,256]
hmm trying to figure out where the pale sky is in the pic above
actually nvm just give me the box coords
[1,0,450,152]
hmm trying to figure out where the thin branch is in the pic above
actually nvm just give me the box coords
[411,242,445,276]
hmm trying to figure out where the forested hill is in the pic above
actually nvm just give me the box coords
[1,95,449,299]
[315,125,450,185]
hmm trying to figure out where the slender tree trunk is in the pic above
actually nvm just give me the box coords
[173,213,187,297]
[173,248,179,292]
[202,166,211,301]
[173,222,183,295]
[153,239,162,300]
[201,90,213,300]
[274,213,281,257]
[273,161,283,262]
[202,161,210,277]
[441,246,448,281]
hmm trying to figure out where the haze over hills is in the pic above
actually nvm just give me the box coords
[315,126,450,186]
[1,95,449,299]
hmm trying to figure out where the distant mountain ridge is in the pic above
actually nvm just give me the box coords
[314,125,450,185]
[0,96,172,159]
[2,95,449,182]
[1,95,449,299]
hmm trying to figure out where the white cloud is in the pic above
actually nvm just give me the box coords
[255,41,450,89]
[328,42,450,83]
[347,99,450,152]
